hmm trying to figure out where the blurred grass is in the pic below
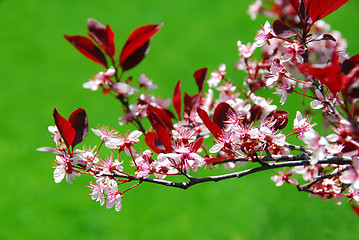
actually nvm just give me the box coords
[1,0,359,239]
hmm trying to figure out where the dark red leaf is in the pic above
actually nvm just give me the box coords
[197,107,223,139]
[272,19,297,38]
[148,106,173,130]
[64,35,108,67]
[184,93,198,116]
[173,80,182,119]
[68,108,88,148]
[342,53,359,75]
[351,205,359,216]
[309,0,349,22]
[87,18,116,58]
[120,41,150,71]
[53,108,76,148]
[145,131,166,154]
[193,68,208,93]
[213,102,235,130]
[120,23,163,71]
[147,110,172,153]
[298,0,307,21]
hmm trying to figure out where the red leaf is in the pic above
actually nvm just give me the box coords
[120,41,150,71]
[300,53,343,94]
[53,108,76,149]
[190,137,203,153]
[342,53,359,75]
[64,35,108,67]
[205,156,227,165]
[197,107,223,139]
[120,23,163,71]
[213,102,235,130]
[193,68,208,93]
[272,19,297,38]
[68,108,88,148]
[147,110,172,153]
[289,0,299,10]
[309,0,349,22]
[351,205,359,216]
[184,93,199,116]
[87,18,116,58]
[148,106,173,130]
[145,132,166,154]
[173,80,182,119]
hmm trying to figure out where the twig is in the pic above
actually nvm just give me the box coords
[98,157,352,190]
[297,166,350,192]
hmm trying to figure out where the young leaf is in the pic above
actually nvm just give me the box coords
[190,137,203,153]
[184,93,199,116]
[213,102,235,130]
[145,131,166,154]
[342,53,359,75]
[197,107,223,139]
[53,108,76,149]
[193,67,208,93]
[272,19,297,38]
[148,106,173,130]
[87,18,116,58]
[120,23,163,71]
[147,110,173,153]
[64,35,108,67]
[68,108,88,148]
[173,80,182,119]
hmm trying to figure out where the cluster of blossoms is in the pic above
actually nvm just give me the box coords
[38,0,359,214]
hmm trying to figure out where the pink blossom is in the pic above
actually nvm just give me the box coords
[271,170,298,186]
[89,180,105,206]
[53,156,80,184]
[259,126,286,147]
[247,0,262,20]
[208,64,226,88]
[153,154,179,179]
[83,66,115,91]
[134,150,154,178]
[98,153,124,175]
[293,111,316,137]
[310,89,325,109]
[282,42,304,63]
[48,125,64,148]
[104,180,122,211]
[301,131,328,164]
[139,74,157,90]
[105,130,142,156]
[255,21,274,47]
[92,125,118,142]
[237,41,257,59]
[341,158,359,191]
[273,76,292,105]
[251,95,277,120]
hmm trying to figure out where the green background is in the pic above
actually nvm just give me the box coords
[1,0,359,239]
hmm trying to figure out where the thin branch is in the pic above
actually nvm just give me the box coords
[98,156,352,190]
[297,166,350,192]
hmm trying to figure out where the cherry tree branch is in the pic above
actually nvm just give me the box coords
[99,155,352,190]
